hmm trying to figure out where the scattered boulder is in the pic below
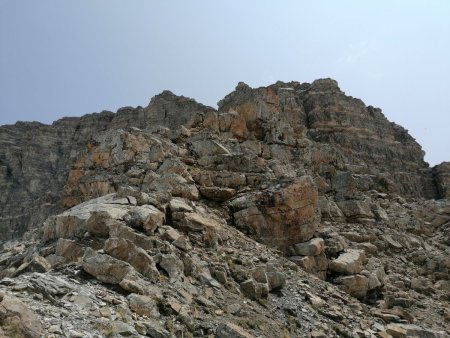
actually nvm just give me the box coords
[81,248,133,284]
[104,237,160,282]
[0,292,43,338]
[127,293,160,318]
[290,253,328,280]
[329,250,366,275]
[199,186,236,202]
[14,256,51,276]
[154,253,184,280]
[216,322,256,338]
[335,274,369,299]
[385,323,449,338]
[55,238,84,263]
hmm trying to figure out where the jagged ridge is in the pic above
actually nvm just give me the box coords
[0,79,449,337]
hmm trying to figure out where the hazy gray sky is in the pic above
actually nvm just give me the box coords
[0,1,449,165]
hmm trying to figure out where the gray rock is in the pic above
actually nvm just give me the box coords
[104,237,160,282]
[0,292,43,338]
[329,250,366,275]
[82,248,132,284]
[127,293,159,318]
[154,253,184,280]
[292,238,325,256]
[335,274,369,299]
[216,322,256,338]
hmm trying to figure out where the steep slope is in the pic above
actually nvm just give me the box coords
[0,79,449,337]
[0,92,214,240]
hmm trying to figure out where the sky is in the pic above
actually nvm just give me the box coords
[0,1,449,165]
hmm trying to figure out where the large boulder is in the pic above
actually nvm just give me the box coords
[104,238,160,282]
[290,253,328,280]
[335,274,369,299]
[0,292,43,338]
[42,194,133,241]
[292,238,325,256]
[127,293,160,318]
[231,176,320,251]
[329,250,366,275]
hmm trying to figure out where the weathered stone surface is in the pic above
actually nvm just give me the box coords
[292,238,324,256]
[108,223,158,251]
[410,277,434,294]
[433,162,450,199]
[127,293,160,318]
[265,262,286,291]
[81,248,132,284]
[385,323,449,338]
[55,238,84,263]
[240,279,268,300]
[14,255,51,276]
[27,272,76,298]
[124,205,165,234]
[0,79,449,336]
[290,253,328,280]
[169,197,193,213]
[0,292,43,338]
[177,212,221,232]
[42,194,132,241]
[154,253,184,280]
[216,322,256,338]
[335,274,369,299]
[199,186,236,202]
[104,238,160,282]
[337,199,374,221]
[232,176,319,251]
[323,233,349,256]
[329,250,366,275]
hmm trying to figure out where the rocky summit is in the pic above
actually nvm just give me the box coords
[0,79,449,338]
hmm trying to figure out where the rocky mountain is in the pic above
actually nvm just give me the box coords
[0,79,449,337]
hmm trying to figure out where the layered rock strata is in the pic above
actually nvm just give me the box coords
[0,79,449,336]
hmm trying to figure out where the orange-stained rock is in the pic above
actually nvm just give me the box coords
[231,176,320,252]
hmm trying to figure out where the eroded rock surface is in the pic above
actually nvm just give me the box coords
[0,79,449,337]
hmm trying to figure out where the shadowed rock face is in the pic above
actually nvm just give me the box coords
[0,79,443,242]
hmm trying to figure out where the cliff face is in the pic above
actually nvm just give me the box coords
[0,79,449,337]
[0,92,213,240]
[218,79,437,199]
[0,79,444,242]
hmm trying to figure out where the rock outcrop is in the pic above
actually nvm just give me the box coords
[434,162,450,199]
[0,79,449,337]
[0,92,214,241]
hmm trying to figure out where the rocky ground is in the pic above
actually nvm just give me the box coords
[0,79,449,337]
